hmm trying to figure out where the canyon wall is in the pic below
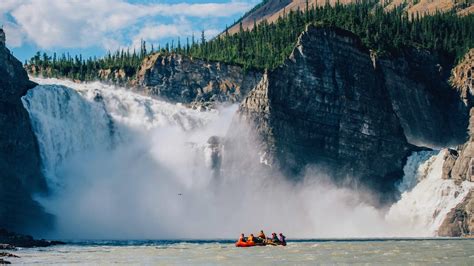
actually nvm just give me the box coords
[235,25,469,202]
[0,34,52,233]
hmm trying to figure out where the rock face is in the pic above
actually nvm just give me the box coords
[451,49,474,107]
[0,38,52,233]
[236,25,469,200]
[438,50,474,236]
[136,53,262,106]
[438,191,474,237]
[380,50,468,148]
[237,26,412,197]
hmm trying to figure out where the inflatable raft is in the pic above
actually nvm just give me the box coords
[235,239,286,247]
[235,240,256,247]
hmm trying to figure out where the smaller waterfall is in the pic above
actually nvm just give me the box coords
[386,150,474,236]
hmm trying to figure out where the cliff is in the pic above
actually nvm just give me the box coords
[135,53,262,107]
[438,49,474,237]
[235,25,469,202]
[379,50,468,147]
[0,37,52,233]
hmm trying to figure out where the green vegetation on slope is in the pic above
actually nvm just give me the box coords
[28,1,474,81]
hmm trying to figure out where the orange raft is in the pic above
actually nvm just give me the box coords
[235,240,256,247]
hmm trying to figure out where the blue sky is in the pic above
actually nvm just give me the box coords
[0,0,260,62]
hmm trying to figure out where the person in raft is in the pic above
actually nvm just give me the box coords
[254,230,266,243]
[271,232,280,243]
[247,234,255,244]
[279,233,286,246]
[239,233,246,243]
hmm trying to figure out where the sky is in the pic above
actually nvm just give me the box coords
[0,0,260,62]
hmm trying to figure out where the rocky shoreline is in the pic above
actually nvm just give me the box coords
[0,228,64,248]
[0,228,64,264]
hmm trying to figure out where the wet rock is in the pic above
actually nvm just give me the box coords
[442,149,459,180]
[438,191,474,237]
[0,245,14,251]
[0,258,11,264]
[0,252,19,258]
[0,228,64,248]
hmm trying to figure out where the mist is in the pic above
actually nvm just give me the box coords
[23,78,464,240]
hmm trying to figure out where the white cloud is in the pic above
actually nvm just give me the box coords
[3,22,25,48]
[0,0,254,49]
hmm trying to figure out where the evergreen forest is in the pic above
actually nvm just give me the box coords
[27,0,474,81]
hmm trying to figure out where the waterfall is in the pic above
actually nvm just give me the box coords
[21,77,472,238]
[386,150,474,236]
[22,78,218,189]
[21,85,116,188]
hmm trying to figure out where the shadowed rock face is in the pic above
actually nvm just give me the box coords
[235,25,469,201]
[136,53,262,107]
[380,50,468,148]
[0,43,52,234]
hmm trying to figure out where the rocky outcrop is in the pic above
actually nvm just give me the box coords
[237,26,412,198]
[438,50,474,236]
[0,33,52,233]
[0,228,64,248]
[235,25,469,201]
[136,53,262,106]
[440,50,474,184]
[451,49,474,106]
[438,191,474,237]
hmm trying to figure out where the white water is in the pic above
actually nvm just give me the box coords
[22,78,473,239]
[386,150,474,235]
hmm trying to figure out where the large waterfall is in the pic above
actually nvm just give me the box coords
[22,78,472,239]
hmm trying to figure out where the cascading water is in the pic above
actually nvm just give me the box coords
[22,78,473,239]
[385,150,474,236]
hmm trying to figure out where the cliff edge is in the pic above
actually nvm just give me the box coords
[0,29,52,234]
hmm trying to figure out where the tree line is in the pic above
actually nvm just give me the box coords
[27,0,474,81]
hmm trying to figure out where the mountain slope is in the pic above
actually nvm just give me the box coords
[227,0,474,34]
